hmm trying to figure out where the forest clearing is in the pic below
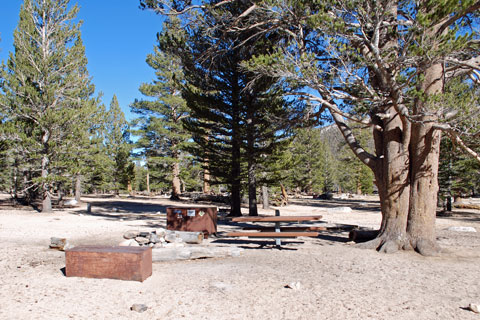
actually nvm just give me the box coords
[0,193,479,320]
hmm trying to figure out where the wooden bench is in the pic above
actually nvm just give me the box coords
[65,246,152,282]
[225,211,323,247]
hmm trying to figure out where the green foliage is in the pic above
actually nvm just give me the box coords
[105,95,132,194]
[0,0,100,208]
[131,18,193,195]
[284,127,336,194]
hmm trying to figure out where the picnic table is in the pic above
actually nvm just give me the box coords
[226,210,324,247]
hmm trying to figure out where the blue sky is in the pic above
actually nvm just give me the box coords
[0,0,164,121]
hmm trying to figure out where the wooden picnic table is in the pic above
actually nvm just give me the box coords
[226,210,324,247]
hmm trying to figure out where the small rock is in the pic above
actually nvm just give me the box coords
[130,304,148,313]
[64,199,78,206]
[447,226,477,233]
[49,237,70,251]
[138,231,150,238]
[156,228,166,237]
[148,233,160,243]
[328,207,352,213]
[123,230,139,239]
[210,281,232,291]
[135,236,149,245]
[285,282,302,290]
[119,239,135,246]
[469,303,480,313]
[230,248,244,257]
[129,241,140,247]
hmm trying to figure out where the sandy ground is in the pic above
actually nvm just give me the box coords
[1,194,479,320]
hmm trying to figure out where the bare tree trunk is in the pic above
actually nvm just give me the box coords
[41,131,52,213]
[171,161,181,200]
[247,162,258,216]
[262,185,269,210]
[203,166,211,194]
[407,121,441,255]
[42,160,52,212]
[75,174,82,202]
[146,169,150,194]
[203,137,211,194]
[361,106,410,253]
[406,60,444,255]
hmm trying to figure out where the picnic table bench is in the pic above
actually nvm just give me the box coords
[226,210,323,247]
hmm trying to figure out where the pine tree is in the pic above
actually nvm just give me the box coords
[152,3,301,216]
[0,0,97,212]
[105,95,132,196]
[131,19,191,200]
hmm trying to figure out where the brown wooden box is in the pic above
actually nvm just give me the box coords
[65,246,152,282]
[167,207,217,236]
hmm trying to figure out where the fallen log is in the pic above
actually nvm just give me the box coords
[164,230,204,244]
[152,246,243,262]
[348,230,379,243]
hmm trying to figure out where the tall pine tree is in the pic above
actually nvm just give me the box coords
[131,18,191,200]
[1,0,96,211]
[105,95,132,196]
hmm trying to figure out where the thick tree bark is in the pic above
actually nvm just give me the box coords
[406,60,444,255]
[408,121,441,255]
[366,106,410,253]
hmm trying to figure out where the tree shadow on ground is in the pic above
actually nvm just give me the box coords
[74,200,168,222]
[210,238,302,250]
[287,198,382,212]
[437,210,480,223]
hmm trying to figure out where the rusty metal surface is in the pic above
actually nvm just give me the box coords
[166,207,217,236]
[65,246,152,282]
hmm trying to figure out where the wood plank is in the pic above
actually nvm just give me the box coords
[231,215,323,222]
[65,246,152,282]
[225,231,319,238]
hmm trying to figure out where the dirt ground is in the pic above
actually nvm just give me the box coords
[1,193,479,320]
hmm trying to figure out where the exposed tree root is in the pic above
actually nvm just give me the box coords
[351,231,441,256]
[413,239,441,257]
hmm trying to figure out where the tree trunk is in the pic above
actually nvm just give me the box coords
[407,121,441,255]
[75,174,82,202]
[362,106,410,253]
[262,185,269,210]
[229,73,242,217]
[146,169,150,194]
[41,131,52,213]
[247,162,258,216]
[405,59,444,255]
[203,166,211,194]
[171,161,181,200]
[203,138,211,194]
[280,184,288,206]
